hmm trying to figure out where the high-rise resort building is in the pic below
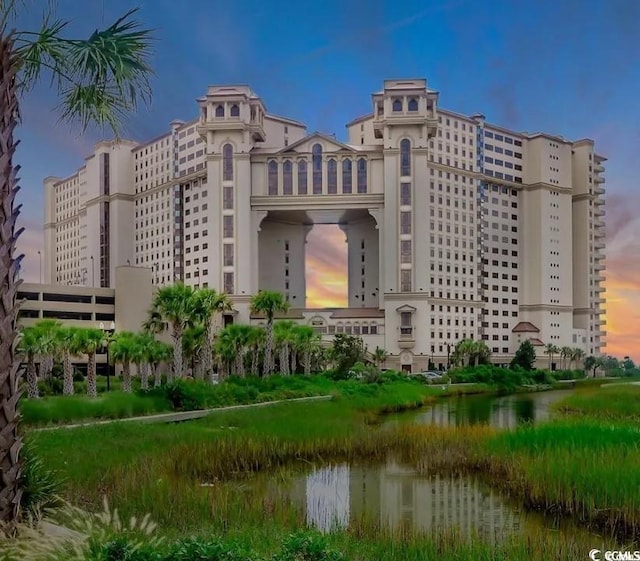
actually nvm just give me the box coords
[43,79,606,371]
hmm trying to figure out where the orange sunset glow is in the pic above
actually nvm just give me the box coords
[306,213,639,362]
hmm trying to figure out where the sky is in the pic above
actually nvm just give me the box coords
[11,0,640,360]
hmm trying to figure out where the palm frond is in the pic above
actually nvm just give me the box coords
[17,18,68,89]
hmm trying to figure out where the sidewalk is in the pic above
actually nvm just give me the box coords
[33,394,333,431]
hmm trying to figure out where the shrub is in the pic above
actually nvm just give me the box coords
[274,533,345,561]
[19,444,63,519]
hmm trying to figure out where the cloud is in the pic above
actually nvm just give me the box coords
[306,225,347,308]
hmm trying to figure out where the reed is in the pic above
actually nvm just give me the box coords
[553,385,640,421]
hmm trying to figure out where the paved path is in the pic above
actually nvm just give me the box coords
[33,395,333,431]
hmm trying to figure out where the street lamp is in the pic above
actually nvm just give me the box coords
[37,250,42,284]
[99,321,116,391]
[90,256,95,287]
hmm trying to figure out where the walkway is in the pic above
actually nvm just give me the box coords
[34,395,333,431]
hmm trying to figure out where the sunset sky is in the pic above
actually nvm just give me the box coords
[12,0,639,360]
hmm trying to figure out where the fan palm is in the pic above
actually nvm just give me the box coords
[150,340,172,388]
[560,346,572,370]
[274,320,296,376]
[246,326,265,378]
[250,290,289,376]
[17,327,39,399]
[182,324,206,380]
[193,288,232,380]
[109,332,138,393]
[147,283,197,380]
[70,327,105,398]
[294,325,319,375]
[544,343,559,370]
[32,318,62,381]
[0,4,153,530]
[372,346,388,369]
[56,327,78,396]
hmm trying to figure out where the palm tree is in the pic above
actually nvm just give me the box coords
[147,283,197,380]
[372,346,388,369]
[560,346,573,371]
[0,5,153,530]
[193,288,232,380]
[150,340,172,388]
[56,327,78,396]
[246,326,265,378]
[570,347,586,371]
[71,327,106,398]
[275,320,296,375]
[544,343,559,371]
[250,290,290,376]
[17,327,39,399]
[182,325,205,380]
[32,318,62,381]
[110,332,138,393]
[291,325,317,375]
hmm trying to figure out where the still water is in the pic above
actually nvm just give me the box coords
[253,389,612,544]
[388,388,571,428]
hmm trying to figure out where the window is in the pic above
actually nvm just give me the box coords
[408,98,418,112]
[220,243,233,267]
[223,186,233,209]
[215,105,224,117]
[400,211,411,234]
[223,272,234,294]
[298,160,307,194]
[283,160,293,195]
[223,143,233,181]
[400,311,412,334]
[342,159,352,193]
[357,158,367,193]
[327,159,337,194]
[223,215,233,238]
[268,161,278,195]
[400,182,411,205]
[401,269,412,292]
[230,104,240,117]
[400,139,411,176]
[392,98,402,112]
[401,240,411,263]
[312,144,322,194]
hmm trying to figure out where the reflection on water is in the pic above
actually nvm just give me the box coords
[394,389,571,428]
[294,461,522,542]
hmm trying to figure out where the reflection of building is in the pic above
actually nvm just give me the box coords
[44,78,606,369]
[294,461,521,542]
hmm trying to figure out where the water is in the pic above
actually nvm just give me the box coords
[387,388,571,428]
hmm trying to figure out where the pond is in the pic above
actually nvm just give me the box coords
[387,388,571,428]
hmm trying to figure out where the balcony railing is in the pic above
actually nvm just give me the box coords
[400,327,413,336]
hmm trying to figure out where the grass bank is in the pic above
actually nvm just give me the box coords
[552,385,640,421]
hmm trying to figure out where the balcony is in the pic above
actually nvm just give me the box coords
[594,262,605,271]
[594,184,605,195]
[594,175,605,184]
[595,163,605,173]
[398,325,415,349]
[594,240,605,250]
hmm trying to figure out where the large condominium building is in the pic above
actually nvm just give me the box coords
[43,78,606,371]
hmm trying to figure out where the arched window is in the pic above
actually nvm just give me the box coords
[392,98,403,112]
[283,160,293,195]
[298,160,308,194]
[312,143,322,194]
[230,104,240,117]
[400,139,411,176]
[222,143,233,181]
[408,98,418,112]
[342,159,352,194]
[268,160,278,195]
[357,158,367,193]
[327,159,337,194]
[215,105,225,118]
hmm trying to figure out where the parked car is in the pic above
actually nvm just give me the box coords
[410,370,445,383]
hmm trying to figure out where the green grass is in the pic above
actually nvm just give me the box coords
[25,382,640,558]
[553,385,640,421]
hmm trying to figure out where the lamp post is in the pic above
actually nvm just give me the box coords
[100,321,116,391]
[37,250,42,284]
[446,343,451,371]
[90,256,95,287]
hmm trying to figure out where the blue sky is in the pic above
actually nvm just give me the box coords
[13,0,640,358]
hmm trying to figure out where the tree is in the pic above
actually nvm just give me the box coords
[560,346,572,371]
[192,288,232,381]
[584,355,603,378]
[109,332,138,393]
[0,4,153,530]
[372,347,388,368]
[511,340,536,371]
[70,327,105,398]
[250,290,289,376]
[470,340,491,367]
[17,327,39,399]
[544,343,559,371]
[147,283,197,380]
[570,347,585,371]
[274,320,296,376]
[150,340,172,388]
[216,324,251,378]
[246,326,264,378]
[182,325,205,380]
[56,327,77,396]
[31,319,61,381]
[330,334,366,378]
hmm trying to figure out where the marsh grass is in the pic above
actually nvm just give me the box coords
[553,385,640,421]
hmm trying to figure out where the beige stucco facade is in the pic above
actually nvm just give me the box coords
[42,79,606,370]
